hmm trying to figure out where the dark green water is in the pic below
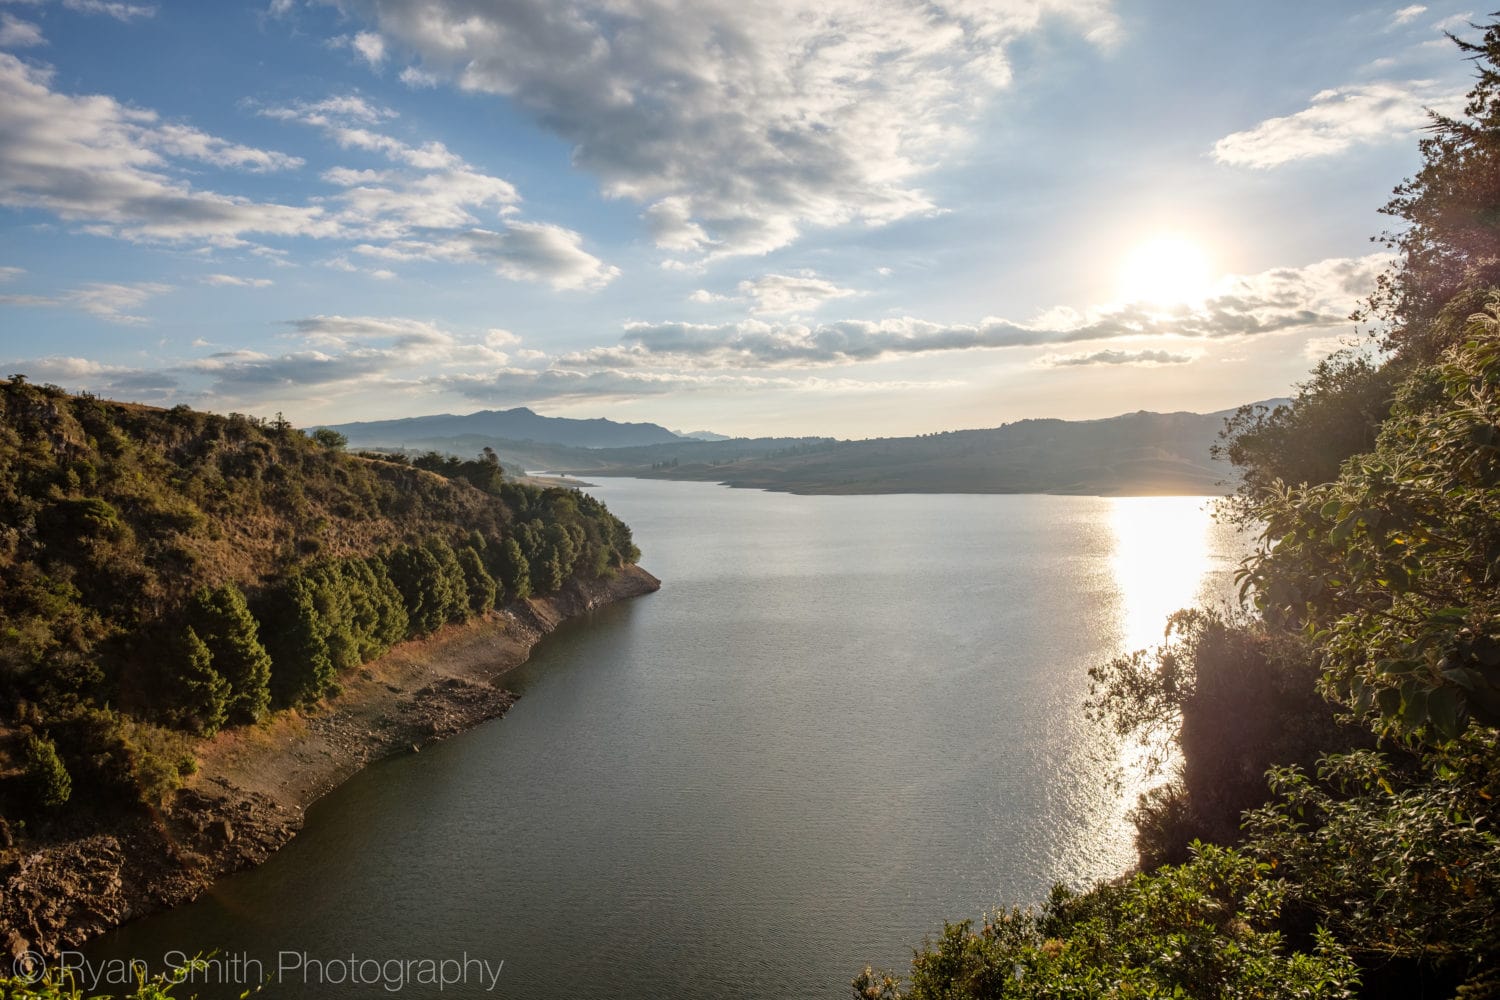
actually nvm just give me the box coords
[84,482,1247,999]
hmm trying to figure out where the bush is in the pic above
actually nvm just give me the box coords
[853,845,1358,999]
[22,732,71,810]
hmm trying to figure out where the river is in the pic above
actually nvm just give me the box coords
[85,480,1251,999]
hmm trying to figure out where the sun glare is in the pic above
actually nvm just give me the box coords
[1118,235,1216,307]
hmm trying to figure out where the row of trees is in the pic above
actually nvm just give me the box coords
[860,19,1500,1000]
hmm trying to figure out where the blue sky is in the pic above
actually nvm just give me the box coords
[0,0,1479,437]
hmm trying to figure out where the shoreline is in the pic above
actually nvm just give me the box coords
[1,566,660,961]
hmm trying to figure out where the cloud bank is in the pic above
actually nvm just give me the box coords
[334,0,1118,260]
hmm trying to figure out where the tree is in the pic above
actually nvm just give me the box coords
[456,545,497,614]
[1215,352,1397,503]
[310,427,348,450]
[1244,320,1500,736]
[169,626,230,736]
[493,537,530,601]
[187,584,272,723]
[1371,20,1500,363]
[1087,610,1364,868]
[22,732,72,809]
[259,576,335,707]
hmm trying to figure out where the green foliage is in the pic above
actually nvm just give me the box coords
[387,542,463,636]
[853,845,1358,1000]
[1370,20,1500,363]
[186,584,271,724]
[1,957,218,998]
[1215,352,1397,502]
[1244,749,1500,982]
[456,544,497,614]
[259,576,335,708]
[492,537,531,601]
[1087,611,1364,865]
[310,427,348,450]
[168,626,230,737]
[21,732,71,810]
[413,448,505,494]
[1243,324,1500,736]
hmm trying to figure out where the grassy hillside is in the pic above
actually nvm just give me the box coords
[0,377,639,832]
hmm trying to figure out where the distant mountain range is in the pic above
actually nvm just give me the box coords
[322,407,685,450]
[584,405,1266,495]
[322,400,1289,496]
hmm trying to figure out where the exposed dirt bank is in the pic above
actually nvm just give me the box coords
[1,566,660,961]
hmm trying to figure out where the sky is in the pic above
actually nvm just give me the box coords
[0,0,1481,438]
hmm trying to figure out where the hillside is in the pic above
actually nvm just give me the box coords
[0,378,642,840]
[582,406,1259,495]
[323,406,685,450]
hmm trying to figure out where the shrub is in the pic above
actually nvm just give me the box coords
[22,732,71,810]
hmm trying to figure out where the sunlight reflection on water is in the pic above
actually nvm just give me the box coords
[1098,495,1249,858]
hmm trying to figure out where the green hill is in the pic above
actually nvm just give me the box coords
[0,377,640,829]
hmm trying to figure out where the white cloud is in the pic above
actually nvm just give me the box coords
[431,368,951,406]
[61,0,155,21]
[351,30,385,67]
[200,273,273,287]
[150,123,304,172]
[261,96,617,289]
[2,355,180,396]
[0,12,44,46]
[352,223,619,291]
[399,66,439,88]
[0,280,171,323]
[690,271,860,313]
[1036,348,1197,367]
[565,255,1389,368]
[0,265,23,282]
[0,63,614,290]
[0,53,329,244]
[739,272,858,314]
[1432,12,1474,33]
[1390,4,1427,26]
[334,0,1119,260]
[1213,80,1463,168]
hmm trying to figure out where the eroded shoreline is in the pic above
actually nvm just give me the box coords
[1,566,660,961]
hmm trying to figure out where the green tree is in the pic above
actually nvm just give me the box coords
[187,584,272,723]
[1087,610,1363,868]
[260,576,335,707]
[1215,351,1396,504]
[493,537,531,601]
[425,538,471,624]
[310,427,348,449]
[456,544,497,614]
[1371,19,1500,363]
[22,732,72,809]
[1243,321,1500,736]
[169,626,231,736]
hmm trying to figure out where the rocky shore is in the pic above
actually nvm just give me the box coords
[1,566,660,961]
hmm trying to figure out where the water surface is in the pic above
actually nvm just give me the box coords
[88,483,1248,998]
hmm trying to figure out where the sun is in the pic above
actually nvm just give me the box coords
[1117,235,1216,307]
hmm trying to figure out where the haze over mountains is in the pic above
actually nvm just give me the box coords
[325,401,1288,496]
[325,407,685,450]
